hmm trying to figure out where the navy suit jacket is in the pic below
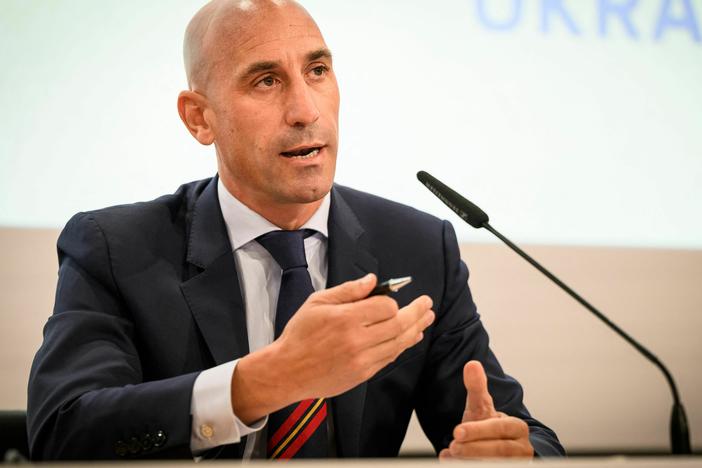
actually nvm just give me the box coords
[27,177,564,459]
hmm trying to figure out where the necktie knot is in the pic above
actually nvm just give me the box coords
[256,229,314,271]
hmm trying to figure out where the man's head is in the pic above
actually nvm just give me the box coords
[178,0,339,227]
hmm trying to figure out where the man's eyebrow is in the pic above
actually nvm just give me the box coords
[307,48,333,62]
[239,49,333,79]
[241,60,280,78]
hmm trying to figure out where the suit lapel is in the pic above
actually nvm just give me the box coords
[180,182,377,455]
[180,177,250,365]
[327,186,378,457]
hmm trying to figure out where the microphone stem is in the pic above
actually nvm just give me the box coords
[482,222,681,404]
[483,221,692,454]
[416,170,690,453]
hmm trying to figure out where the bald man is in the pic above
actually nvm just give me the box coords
[27,0,564,460]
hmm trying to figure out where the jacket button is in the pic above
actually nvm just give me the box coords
[127,436,141,454]
[153,430,167,448]
[141,433,154,451]
[114,440,128,457]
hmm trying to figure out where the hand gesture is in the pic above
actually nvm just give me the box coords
[232,274,435,423]
[439,361,534,459]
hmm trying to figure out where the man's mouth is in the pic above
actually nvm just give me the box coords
[280,145,323,159]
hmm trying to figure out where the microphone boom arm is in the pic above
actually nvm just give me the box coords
[482,221,681,406]
[417,170,691,455]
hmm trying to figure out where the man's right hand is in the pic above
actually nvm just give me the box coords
[231,273,434,424]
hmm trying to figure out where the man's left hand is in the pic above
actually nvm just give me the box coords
[439,361,534,460]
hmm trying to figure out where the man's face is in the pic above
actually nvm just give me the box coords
[205,4,340,209]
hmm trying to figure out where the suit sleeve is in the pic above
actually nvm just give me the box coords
[413,220,565,457]
[27,213,198,460]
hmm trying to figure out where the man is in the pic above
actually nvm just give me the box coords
[27,0,564,460]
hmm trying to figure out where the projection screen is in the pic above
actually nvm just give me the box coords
[1,0,700,249]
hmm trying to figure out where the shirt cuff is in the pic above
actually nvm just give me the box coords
[190,359,267,453]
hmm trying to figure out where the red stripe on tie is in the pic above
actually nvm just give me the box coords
[278,401,328,459]
[267,399,315,452]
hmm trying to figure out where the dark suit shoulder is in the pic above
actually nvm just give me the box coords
[56,178,213,282]
[65,178,211,236]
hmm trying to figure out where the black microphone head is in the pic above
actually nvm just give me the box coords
[416,171,489,229]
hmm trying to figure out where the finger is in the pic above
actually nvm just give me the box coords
[463,360,497,421]
[452,417,529,443]
[364,296,433,343]
[365,330,422,370]
[396,295,433,328]
[365,301,434,361]
[354,295,400,326]
[448,439,534,459]
[311,273,376,305]
[438,448,453,460]
[375,296,434,354]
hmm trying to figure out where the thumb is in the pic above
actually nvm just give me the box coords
[313,273,377,305]
[462,360,497,422]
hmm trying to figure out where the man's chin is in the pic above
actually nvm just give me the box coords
[287,187,332,205]
[280,180,334,205]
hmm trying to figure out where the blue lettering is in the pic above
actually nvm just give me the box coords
[540,0,582,35]
[476,0,523,31]
[655,0,701,42]
[598,0,640,39]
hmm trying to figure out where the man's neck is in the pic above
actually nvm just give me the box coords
[219,178,326,231]
[248,200,323,231]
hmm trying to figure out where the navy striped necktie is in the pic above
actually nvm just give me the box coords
[256,229,329,459]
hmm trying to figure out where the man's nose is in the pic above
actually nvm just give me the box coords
[284,79,320,127]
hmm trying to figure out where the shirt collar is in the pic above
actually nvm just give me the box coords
[217,177,330,251]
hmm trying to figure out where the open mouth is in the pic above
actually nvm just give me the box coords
[280,146,323,159]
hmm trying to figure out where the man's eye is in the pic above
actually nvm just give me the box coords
[256,76,277,88]
[310,65,328,78]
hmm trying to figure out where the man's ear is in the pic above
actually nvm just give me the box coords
[177,90,215,145]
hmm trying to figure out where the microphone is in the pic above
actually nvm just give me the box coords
[417,170,692,455]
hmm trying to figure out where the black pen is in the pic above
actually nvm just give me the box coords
[368,276,413,297]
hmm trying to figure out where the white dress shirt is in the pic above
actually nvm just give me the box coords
[189,178,330,457]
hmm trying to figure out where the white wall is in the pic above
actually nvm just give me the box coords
[1,0,701,248]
